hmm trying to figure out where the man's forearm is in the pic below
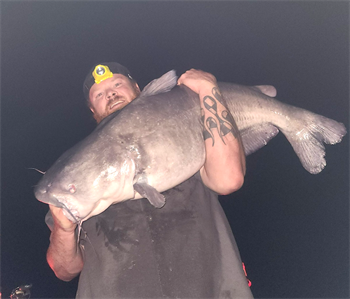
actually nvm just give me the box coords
[199,85,246,194]
[177,69,246,194]
[47,227,83,281]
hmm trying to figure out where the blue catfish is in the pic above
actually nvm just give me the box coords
[34,71,346,223]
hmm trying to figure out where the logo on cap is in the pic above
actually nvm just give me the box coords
[92,64,113,84]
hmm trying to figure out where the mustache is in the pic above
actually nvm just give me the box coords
[108,96,124,105]
[109,95,123,102]
[107,96,125,110]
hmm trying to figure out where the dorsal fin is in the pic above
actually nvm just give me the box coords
[255,85,277,97]
[140,70,178,97]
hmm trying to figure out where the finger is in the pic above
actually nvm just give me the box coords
[177,74,186,85]
[49,205,61,215]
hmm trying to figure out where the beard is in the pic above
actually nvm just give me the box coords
[93,87,140,124]
[93,96,126,123]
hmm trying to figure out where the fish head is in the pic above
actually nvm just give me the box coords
[34,139,136,222]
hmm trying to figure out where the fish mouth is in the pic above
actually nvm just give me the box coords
[36,189,81,223]
[61,205,81,223]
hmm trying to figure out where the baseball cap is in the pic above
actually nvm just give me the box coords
[83,62,134,101]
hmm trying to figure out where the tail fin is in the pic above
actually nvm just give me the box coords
[282,114,346,174]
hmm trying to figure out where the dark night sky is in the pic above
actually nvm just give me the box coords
[1,1,349,298]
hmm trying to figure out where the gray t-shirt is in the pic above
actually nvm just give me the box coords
[47,172,253,298]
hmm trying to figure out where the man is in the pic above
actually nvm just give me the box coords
[46,62,253,298]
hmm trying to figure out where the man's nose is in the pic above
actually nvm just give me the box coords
[107,90,117,99]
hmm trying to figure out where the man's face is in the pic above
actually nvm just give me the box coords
[89,74,140,123]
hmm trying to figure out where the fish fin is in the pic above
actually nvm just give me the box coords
[140,70,178,97]
[45,210,55,231]
[282,115,346,174]
[254,85,277,97]
[133,182,165,208]
[241,124,280,155]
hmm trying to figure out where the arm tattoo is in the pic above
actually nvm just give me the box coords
[201,87,239,146]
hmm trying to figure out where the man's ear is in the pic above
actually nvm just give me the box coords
[134,83,141,93]
[88,99,95,113]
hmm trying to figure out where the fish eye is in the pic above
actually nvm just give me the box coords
[68,184,76,194]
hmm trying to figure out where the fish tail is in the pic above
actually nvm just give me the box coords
[282,112,346,174]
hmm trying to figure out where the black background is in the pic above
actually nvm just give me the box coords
[1,1,349,298]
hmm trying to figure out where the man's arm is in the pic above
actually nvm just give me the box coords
[178,69,246,195]
[46,205,84,281]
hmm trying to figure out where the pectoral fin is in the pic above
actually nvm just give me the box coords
[133,182,165,208]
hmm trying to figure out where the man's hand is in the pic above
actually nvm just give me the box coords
[49,205,77,232]
[177,69,217,94]
[178,68,246,195]
[47,205,83,281]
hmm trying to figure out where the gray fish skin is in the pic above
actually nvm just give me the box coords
[34,71,346,222]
